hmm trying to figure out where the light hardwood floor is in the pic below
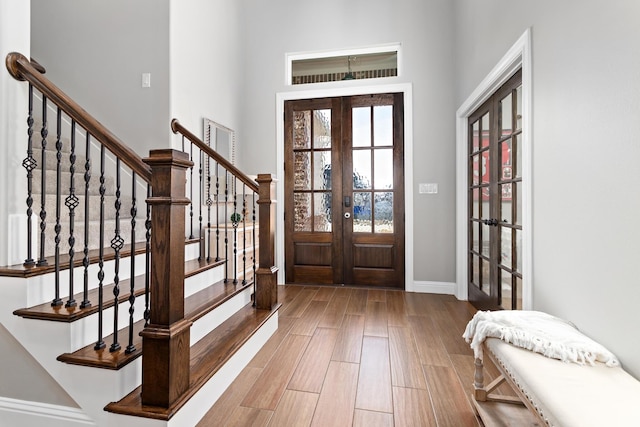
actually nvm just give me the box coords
[198,285,500,427]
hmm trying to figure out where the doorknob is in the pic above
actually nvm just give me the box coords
[344,212,351,219]
[482,218,499,226]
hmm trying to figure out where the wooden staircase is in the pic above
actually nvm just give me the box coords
[0,53,280,426]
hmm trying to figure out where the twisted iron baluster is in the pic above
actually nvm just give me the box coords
[65,121,79,308]
[242,184,247,285]
[144,184,151,327]
[37,96,48,266]
[232,177,238,285]
[224,170,229,283]
[189,142,194,239]
[252,191,256,306]
[52,109,63,306]
[198,151,203,261]
[215,162,220,261]
[110,158,124,353]
[23,84,36,267]
[95,145,106,350]
[80,132,91,309]
[206,155,212,262]
[126,172,137,354]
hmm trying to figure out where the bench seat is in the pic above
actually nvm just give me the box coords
[474,337,640,427]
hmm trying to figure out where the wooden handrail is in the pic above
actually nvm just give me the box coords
[5,52,152,183]
[171,118,259,193]
[30,57,46,74]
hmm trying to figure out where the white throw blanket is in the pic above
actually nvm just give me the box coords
[462,310,619,367]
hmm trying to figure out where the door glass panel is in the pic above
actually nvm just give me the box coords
[293,111,311,149]
[481,152,489,185]
[481,113,490,148]
[500,92,513,137]
[501,272,512,309]
[353,150,372,189]
[472,189,480,218]
[472,121,480,151]
[515,134,522,179]
[481,260,490,295]
[473,255,480,287]
[294,192,311,231]
[501,140,512,179]
[516,86,522,131]
[515,181,522,226]
[374,149,393,189]
[516,276,523,309]
[482,223,490,257]
[501,227,512,268]
[373,105,393,146]
[474,221,480,252]
[294,152,311,190]
[352,107,371,147]
[313,151,331,190]
[313,109,332,148]
[472,154,480,185]
[314,193,332,232]
[515,229,522,272]
[374,192,393,233]
[500,183,512,224]
[353,192,372,232]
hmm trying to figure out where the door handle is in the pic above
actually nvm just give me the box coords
[344,212,351,219]
[344,196,351,207]
[482,218,499,227]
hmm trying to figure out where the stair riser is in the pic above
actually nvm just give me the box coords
[32,169,116,196]
[190,285,252,345]
[38,216,148,259]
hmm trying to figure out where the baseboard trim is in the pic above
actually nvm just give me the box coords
[0,397,94,426]
[412,281,456,295]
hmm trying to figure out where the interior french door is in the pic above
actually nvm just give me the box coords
[284,93,405,288]
[468,70,523,310]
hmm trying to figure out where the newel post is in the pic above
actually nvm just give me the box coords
[140,149,193,408]
[255,174,278,310]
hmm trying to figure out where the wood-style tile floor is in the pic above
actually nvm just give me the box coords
[197,285,490,427]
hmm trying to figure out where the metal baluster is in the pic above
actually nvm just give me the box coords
[52,109,63,306]
[95,146,106,350]
[214,163,221,261]
[23,84,36,267]
[206,155,212,262]
[252,191,256,306]
[80,132,91,308]
[242,184,247,285]
[65,121,79,308]
[37,96,48,266]
[126,172,137,354]
[189,143,194,239]
[144,184,151,327]
[232,177,238,285]
[110,158,124,353]
[224,170,229,282]
[198,151,203,261]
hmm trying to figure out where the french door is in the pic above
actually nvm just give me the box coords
[284,93,405,288]
[468,70,523,310]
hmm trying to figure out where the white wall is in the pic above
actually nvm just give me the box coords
[30,0,171,158]
[454,0,640,378]
[238,0,458,283]
[169,0,243,147]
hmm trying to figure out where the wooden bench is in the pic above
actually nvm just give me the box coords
[472,337,640,426]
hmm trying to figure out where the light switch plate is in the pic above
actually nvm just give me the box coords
[419,183,438,194]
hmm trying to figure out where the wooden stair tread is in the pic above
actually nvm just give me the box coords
[13,274,147,322]
[0,238,202,278]
[104,303,280,420]
[12,255,223,322]
[56,279,253,370]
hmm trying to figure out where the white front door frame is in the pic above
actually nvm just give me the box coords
[455,28,533,307]
[276,82,415,290]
